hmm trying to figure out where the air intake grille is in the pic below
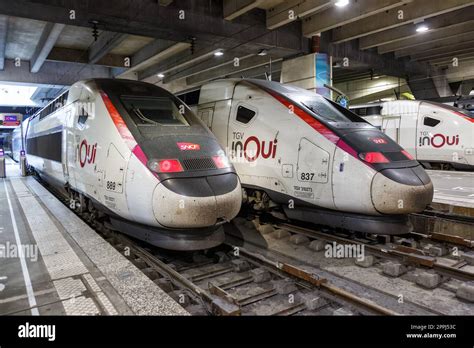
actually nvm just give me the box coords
[182,157,217,171]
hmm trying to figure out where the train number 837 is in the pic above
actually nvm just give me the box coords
[300,172,315,181]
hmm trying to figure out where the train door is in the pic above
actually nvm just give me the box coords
[65,107,78,188]
[226,84,286,196]
[103,143,128,213]
[227,101,259,171]
[62,110,71,183]
[417,103,448,163]
[296,138,330,200]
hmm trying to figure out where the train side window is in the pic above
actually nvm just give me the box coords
[423,116,440,127]
[78,107,89,125]
[236,105,256,124]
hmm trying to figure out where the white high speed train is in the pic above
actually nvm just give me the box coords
[24,79,242,250]
[350,101,474,171]
[180,79,434,235]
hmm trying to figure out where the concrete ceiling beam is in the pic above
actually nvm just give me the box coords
[30,22,65,73]
[122,39,189,75]
[47,47,125,68]
[359,8,474,49]
[186,55,282,85]
[378,20,474,54]
[303,0,412,37]
[0,59,111,85]
[395,33,474,58]
[331,0,473,43]
[88,31,127,65]
[224,0,264,20]
[0,0,305,54]
[137,45,223,81]
[429,52,474,67]
[410,44,474,62]
[266,0,331,30]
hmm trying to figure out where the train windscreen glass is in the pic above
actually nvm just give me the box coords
[299,96,365,123]
[121,95,190,126]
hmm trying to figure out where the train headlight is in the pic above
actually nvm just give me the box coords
[148,159,184,173]
[359,152,390,164]
[212,153,231,169]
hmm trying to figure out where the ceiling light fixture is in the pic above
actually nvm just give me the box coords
[157,73,165,78]
[335,0,349,7]
[258,49,268,56]
[416,24,429,33]
[214,51,224,57]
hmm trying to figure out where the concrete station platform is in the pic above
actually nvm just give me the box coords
[427,170,474,212]
[0,158,187,316]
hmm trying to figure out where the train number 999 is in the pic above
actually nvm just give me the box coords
[106,181,117,191]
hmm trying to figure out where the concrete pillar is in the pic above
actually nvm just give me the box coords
[280,52,332,98]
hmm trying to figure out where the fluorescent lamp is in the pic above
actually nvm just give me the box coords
[416,25,429,33]
[335,0,349,7]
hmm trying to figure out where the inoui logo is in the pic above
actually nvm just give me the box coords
[78,139,97,168]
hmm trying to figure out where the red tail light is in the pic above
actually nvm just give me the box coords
[212,154,231,169]
[359,152,389,164]
[401,150,414,160]
[148,159,183,173]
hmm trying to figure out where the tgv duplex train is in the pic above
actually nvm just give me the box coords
[25,79,242,250]
[182,79,434,235]
[350,101,474,171]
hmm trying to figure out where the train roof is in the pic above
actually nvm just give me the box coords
[199,78,328,104]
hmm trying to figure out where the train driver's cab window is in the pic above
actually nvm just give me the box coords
[121,95,190,126]
[236,105,256,124]
[78,107,89,126]
[423,116,441,127]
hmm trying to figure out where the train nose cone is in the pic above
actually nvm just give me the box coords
[371,165,434,214]
[152,173,242,228]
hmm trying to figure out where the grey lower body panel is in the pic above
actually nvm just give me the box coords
[110,218,225,251]
[283,206,413,235]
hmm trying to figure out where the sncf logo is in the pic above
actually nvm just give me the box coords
[371,137,387,144]
[78,139,97,168]
[177,142,200,151]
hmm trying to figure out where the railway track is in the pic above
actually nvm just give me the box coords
[273,222,473,283]
[34,176,413,316]
[108,234,397,316]
[33,175,473,316]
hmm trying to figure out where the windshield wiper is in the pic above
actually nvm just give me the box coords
[132,108,157,125]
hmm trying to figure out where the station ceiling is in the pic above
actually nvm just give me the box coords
[0,0,473,102]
